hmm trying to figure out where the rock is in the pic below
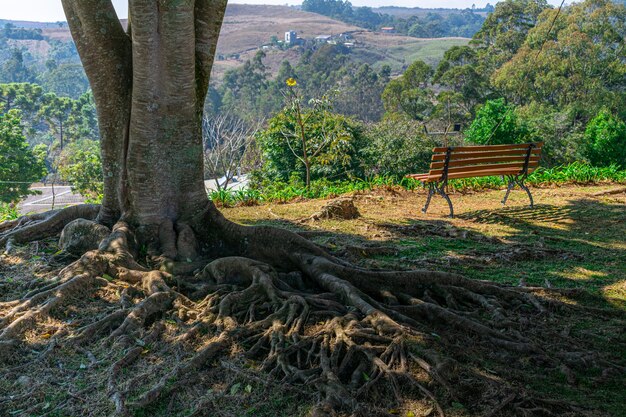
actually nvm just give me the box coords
[58,219,110,256]
[16,375,32,387]
[311,198,360,221]
[175,222,198,260]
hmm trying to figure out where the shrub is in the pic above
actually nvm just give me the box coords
[255,107,367,185]
[363,115,440,177]
[57,139,103,203]
[465,98,530,145]
[584,110,626,169]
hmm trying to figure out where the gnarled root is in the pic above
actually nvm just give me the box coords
[0,204,100,253]
[0,205,598,416]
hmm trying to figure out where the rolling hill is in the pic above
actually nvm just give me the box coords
[3,4,469,80]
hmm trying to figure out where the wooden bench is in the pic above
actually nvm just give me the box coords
[406,142,543,217]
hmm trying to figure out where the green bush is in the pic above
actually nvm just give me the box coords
[57,139,103,203]
[584,110,626,169]
[465,98,531,145]
[255,107,367,184]
[0,110,47,203]
[363,115,442,177]
[515,103,586,167]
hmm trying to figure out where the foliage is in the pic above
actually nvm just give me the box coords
[0,49,36,84]
[57,139,103,203]
[493,0,626,114]
[217,162,626,206]
[584,110,626,168]
[302,0,486,38]
[0,110,47,203]
[362,115,439,177]
[254,86,366,188]
[471,0,550,72]
[0,202,20,222]
[382,60,434,121]
[464,98,530,145]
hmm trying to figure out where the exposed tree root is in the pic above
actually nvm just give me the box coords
[0,204,613,416]
[0,204,100,253]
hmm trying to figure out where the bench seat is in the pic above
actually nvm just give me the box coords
[406,142,543,217]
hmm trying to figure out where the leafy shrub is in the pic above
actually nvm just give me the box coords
[465,98,530,145]
[584,110,626,169]
[0,110,47,203]
[57,139,103,203]
[363,115,442,177]
[254,106,367,185]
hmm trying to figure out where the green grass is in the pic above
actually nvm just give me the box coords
[210,162,626,207]
[0,203,20,222]
[353,38,470,73]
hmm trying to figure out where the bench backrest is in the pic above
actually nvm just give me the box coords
[426,142,543,182]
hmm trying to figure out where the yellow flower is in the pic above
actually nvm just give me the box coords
[286,77,297,87]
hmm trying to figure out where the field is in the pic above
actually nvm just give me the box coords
[1,184,624,416]
[8,4,468,81]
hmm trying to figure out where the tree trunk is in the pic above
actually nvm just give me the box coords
[62,0,226,244]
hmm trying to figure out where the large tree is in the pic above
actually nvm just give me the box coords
[0,1,592,416]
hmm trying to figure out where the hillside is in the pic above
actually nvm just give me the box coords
[4,4,468,81]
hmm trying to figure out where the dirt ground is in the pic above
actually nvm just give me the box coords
[0,183,624,417]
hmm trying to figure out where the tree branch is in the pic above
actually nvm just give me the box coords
[61,0,131,97]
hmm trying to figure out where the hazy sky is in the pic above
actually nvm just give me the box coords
[1,0,566,22]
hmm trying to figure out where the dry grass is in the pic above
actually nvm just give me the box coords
[1,184,624,417]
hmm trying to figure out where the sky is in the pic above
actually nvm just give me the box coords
[0,0,567,23]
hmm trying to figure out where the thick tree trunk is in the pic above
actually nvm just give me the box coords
[61,0,227,244]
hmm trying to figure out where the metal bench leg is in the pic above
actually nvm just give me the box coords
[422,183,435,213]
[516,178,534,208]
[437,184,454,218]
[501,176,515,206]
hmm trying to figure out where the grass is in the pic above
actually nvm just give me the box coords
[221,183,626,415]
[0,203,20,222]
[209,162,626,207]
[1,184,624,416]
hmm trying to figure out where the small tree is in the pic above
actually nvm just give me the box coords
[464,98,530,145]
[203,113,259,191]
[257,79,365,188]
[0,110,46,203]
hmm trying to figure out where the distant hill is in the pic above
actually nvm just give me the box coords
[2,4,469,80]
[372,6,491,18]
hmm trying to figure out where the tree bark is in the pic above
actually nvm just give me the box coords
[61,0,227,242]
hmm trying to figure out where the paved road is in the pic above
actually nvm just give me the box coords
[19,184,85,214]
[18,176,250,215]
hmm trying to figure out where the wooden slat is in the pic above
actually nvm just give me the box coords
[432,142,543,153]
[405,173,429,179]
[427,162,538,177]
[432,148,541,161]
[424,167,537,182]
[430,155,540,169]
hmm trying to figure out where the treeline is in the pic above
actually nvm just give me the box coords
[211,45,390,123]
[301,0,487,38]
[0,23,89,98]
[245,0,626,194]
